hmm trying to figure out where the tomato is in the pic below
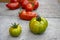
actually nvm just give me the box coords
[26,11,37,20]
[19,10,37,20]
[10,0,18,3]
[29,16,48,34]
[21,0,28,9]
[33,1,39,10]
[6,2,20,10]
[22,1,39,11]
[18,0,25,4]
[25,3,33,11]
[19,10,26,20]
[9,23,22,37]
[17,0,23,3]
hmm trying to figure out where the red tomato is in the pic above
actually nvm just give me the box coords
[6,2,20,10]
[10,0,18,3]
[25,3,33,11]
[21,0,28,9]
[18,0,25,4]
[26,11,37,20]
[19,10,27,20]
[33,1,39,10]
[19,10,37,20]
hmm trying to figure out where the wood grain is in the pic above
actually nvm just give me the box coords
[0,0,9,2]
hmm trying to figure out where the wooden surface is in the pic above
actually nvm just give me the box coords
[0,0,60,17]
[0,0,9,2]
[0,0,60,40]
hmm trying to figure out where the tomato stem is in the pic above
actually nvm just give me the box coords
[12,23,18,28]
[32,3,34,7]
[36,15,41,21]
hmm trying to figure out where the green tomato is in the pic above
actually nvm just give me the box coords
[29,16,48,34]
[9,23,22,37]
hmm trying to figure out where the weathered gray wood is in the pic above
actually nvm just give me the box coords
[0,0,60,40]
[0,0,60,17]
[0,16,60,40]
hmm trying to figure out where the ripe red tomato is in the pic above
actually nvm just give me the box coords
[19,10,37,20]
[26,11,37,20]
[10,0,18,3]
[18,0,25,4]
[21,0,28,9]
[19,10,27,20]
[33,1,39,10]
[6,2,20,10]
[25,3,33,11]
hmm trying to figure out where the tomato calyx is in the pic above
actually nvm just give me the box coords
[32,3,34,7]
[12,23,19,28]
[36,15,41,21]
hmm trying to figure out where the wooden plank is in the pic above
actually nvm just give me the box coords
[0,16,60,40]
[0,0,9,3]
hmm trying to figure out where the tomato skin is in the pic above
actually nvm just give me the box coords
[19,10,37,21]
[33,1,39,10]
[25,3,33,11]
[21,0,28,9]
[19,10,27,20]
[26,11,37,20]
[6,2,20,10]
[17,0,23,3]
[18,0,26,4]
[10,0,18,3]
